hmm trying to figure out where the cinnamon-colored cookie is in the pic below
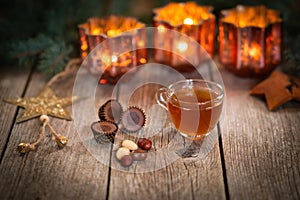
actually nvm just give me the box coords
[250,71,293,110]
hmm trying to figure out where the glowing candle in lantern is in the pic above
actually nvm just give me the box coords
[91,28,101,35]
[153,2,215,72]
[107,29,122,37]
[183,18,194,25]
[157,25,166,33]
[176,41,188,53]
[248,44,261,61]
[111,55,118,63]
[139,58,147,64]
[78,15,147,84]
[219,5,282,77]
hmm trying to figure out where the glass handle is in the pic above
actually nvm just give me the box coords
[156,87,168,110]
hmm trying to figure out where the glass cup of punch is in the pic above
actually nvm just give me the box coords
[156,79,224,156]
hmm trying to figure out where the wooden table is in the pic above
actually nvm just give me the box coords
[0,60,299,200]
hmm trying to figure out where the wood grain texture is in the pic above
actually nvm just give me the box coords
[0,71,111,200]
[1,60,299,200]
[220,69,300,199]
[107,64,226,199]
[0,66,31,156]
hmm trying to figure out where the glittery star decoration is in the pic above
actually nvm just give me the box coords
[4,87,79,123]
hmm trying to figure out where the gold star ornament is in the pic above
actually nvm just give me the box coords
[4,87,79,123]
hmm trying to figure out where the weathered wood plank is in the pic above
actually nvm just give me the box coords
[0,70,112,200]
[107,64,226,199]
[220,69,300,199]
[0,66,32,157]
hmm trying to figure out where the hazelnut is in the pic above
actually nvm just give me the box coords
[120,155,133,167]
[138,138,152,151]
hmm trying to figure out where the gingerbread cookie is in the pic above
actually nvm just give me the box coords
[250,71,293,110]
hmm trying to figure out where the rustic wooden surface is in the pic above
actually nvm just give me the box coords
[220,69,300,200]
[0,62,299,200]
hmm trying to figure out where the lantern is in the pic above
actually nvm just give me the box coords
[78,16,147,84]
[219,5,282,77]
[153,2,215,72]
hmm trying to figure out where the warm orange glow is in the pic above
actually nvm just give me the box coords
[176,41,188,52]
[139,58,147,64]
[249,44,261,60]
[81,52,87,58]
[99,79,107,84]
[157,25,166,33]
[78,16,147,84]
[83,16,145,37]
[91,28,101,35]
[107,29,122,37]
[184,18,194,25]
[119,59,132,67]
[138,41,145,47]
[220,5,282,28]
[81,43,88,51]
[154,2,214,26]
[218,5,282,77]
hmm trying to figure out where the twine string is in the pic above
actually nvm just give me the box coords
[47,123,60,139]
[46,58,81,87]
[29,117,49,150]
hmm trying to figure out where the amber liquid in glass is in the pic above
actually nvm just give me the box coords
[167,87,223,139]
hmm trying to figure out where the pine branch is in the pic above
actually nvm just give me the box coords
[38,40,73,76]
[8,34,53,66]
[282,34,300,77]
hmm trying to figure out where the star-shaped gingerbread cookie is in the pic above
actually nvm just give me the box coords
[250,71,293,110]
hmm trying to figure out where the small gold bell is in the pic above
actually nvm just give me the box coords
[56,135,68,148]
[17,143,31,154]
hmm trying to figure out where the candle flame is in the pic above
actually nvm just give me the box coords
[107,29,122,37]
[184,18,194,25]
[91,28,101,35]
[139,58,147,64]
[153,2,214,26]
[157,25,166,33]
[176,41,188,52]
[111,55,118,63]
[81,43,88,51]
[138,41,145,47]
[83,16,146,38]
[220,5,282,28]
[249,44,261,60]
[81,52,87,58]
